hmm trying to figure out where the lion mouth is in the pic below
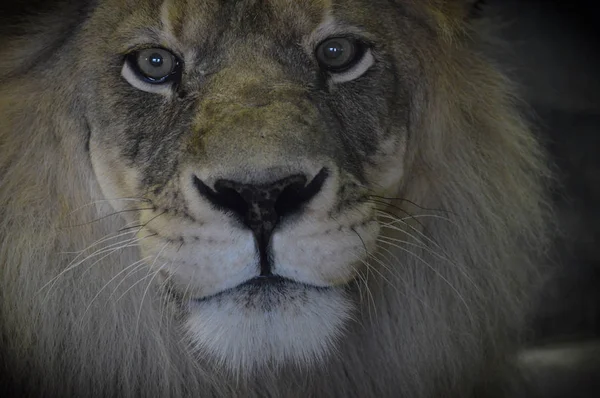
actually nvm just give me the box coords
[192,275,326,303]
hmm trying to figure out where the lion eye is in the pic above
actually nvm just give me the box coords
[315,37,374,84]
[134,48,178,82]
[122,47,182,94]
[316,38,360,71]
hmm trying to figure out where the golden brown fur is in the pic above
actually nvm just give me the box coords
[0,1,552,397]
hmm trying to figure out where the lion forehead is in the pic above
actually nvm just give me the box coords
[102,0,333,45]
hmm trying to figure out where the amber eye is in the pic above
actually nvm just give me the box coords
[128,48,181,84]
[315,37,363,71]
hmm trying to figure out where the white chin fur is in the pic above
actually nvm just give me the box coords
[184,283,353,374]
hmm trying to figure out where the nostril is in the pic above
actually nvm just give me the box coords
[212,182,250,220]
[274,168,329,218]
[192,176,249,220]
[273,179,307,218]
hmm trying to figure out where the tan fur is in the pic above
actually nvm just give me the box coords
[0,1,552,397]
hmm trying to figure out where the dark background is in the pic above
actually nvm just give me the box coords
[481,0,600,342]
[480,1,600,397]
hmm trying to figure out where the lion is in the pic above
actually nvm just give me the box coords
[0,0,553,397]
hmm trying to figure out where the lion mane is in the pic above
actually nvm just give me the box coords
[0,1,552,397]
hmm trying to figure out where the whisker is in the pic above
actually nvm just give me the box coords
[37,233,145,293]
[68,197,150,215]
[136,264,169,337]
[377,234,479,292]
[352,257,376,324]
[79,255,154,325]
[347,224,380,324]
[58,229,137,256]
[108,260,151,301]
[38,233,155,298]
[362,250,401,293]
[376,209,478,290]
[180,270,195,304]
[369,243,462,333]
[118,210,167,233]
[135,243,171,336]
[69,233,154,276]
[62,207,155,228]
[376,210,458,226]
[158,262,183,331]
[367,193,454,214]
[376,212,433,249]
[114,264,157,303]
[375,209,451,252]
[374,205,460,258]
[368,198,427,231]
[376,237,475,323]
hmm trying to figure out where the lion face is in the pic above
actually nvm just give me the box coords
[81,0,419,371]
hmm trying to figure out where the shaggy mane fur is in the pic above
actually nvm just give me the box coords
[0,1,553,397]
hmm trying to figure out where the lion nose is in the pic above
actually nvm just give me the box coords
[192,168,328,274]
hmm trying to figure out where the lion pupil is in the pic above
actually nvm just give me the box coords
[324,42,344,59]
[149,54,163,67]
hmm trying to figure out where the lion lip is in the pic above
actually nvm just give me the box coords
[244,275,287,287]
[191,275,315,303]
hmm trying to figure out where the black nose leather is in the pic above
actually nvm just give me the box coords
[193,168,328,263]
